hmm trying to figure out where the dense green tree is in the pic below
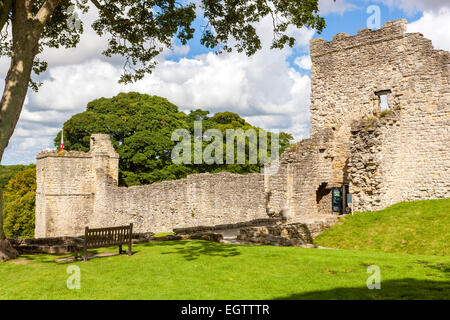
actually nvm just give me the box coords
[55,92,293,186]
[0,164,35,191]
[0,0,326,259]
[3,168,36,239]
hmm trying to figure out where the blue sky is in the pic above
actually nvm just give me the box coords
[1,0,449,165]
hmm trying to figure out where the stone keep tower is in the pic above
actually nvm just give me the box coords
[35,134,119,238]
[265,19,449,217]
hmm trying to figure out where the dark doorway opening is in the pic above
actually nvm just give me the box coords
[316,183,332,215]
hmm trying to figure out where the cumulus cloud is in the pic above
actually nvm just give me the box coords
[1,15,316,165]
[294,55,312,70]
[407,8,450,51]
[319,0,359,15]
[373,0,449,14]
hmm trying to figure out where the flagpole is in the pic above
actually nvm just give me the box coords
[60,129,64,152]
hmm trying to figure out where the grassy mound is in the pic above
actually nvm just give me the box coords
[315,199,450,256]
[0,240,449,299]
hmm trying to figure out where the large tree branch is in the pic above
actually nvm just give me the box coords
[90,0,132,25]
[35,0,62,27]
[0,0,12,32]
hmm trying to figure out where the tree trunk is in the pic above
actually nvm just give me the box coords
[0,0,44,261]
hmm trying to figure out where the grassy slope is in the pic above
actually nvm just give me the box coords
[0,240,449,300]
[315,199,450,256]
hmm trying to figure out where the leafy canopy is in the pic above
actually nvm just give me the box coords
[3,167,36,239]
[0,164,35,191]
[0,0,325,87]
[55,92,293,186]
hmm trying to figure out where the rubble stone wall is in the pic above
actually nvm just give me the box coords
[35,19,449,238]
[265,19,449,216]
[36,135,266,237]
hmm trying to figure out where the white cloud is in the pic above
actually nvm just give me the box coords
[31,59,125,112]
[126,18,315,130]
[407,8,450,51]
[294,55,312,70]
[374,0,450,14]
[319,0,359,15]
[1,15,315,165]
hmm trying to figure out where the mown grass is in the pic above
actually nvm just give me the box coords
[315,199,450,256]
[153,232,174,237]
[0,240,449,300]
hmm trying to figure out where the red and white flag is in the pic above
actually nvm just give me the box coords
[60,130,64,152]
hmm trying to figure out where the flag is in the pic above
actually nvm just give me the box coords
[60,130,64,152]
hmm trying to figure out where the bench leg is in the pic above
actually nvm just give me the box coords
[119,244,122,255]
[74,248,78,261]
[128,243,132,256]
[83,246,87,262]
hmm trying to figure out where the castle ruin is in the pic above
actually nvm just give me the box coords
[35,19,449,238]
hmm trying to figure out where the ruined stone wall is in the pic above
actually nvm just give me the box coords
[348,112,404,211]
[36,134,266,237]
[35,151,95,238]
[309,19,418,186]
[266,19,449,215]
[312,19,449,211]
[93,172,265,234]
[36,19,449,237]
[264,130,334,218]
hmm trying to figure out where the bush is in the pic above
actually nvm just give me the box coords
[3,168,36,238]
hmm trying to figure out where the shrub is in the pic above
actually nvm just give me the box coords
[3,168,36,238]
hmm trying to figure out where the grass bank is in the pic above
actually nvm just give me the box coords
[315,199,450,256]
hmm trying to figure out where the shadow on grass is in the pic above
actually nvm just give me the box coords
[17,247,135,264]
[425,263,450,277]
[15,240,238,264]
[274,278,450,300]
[140,240,241,261]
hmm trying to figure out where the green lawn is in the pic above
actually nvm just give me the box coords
[1,199,449,300]
[0,240,449,300]
[315,198,450,256]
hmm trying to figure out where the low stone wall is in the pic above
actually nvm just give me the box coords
[8,231,224,255]
[149,233,223,243]
[237,216,338,246]
[9,237,82,255]
[173,218,284,235]
[93,172,267,235]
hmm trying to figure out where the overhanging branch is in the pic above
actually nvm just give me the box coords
[0,0,12,32]
[35,0,62,27]
[90,0,132,25]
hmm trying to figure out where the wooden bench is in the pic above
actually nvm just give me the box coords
[74,224,133,262]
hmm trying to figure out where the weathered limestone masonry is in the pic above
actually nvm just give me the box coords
[36,134,266,237]
[264,129,335,218]
[265,19,449,217]
[35,19,448,240]
[346,21,449,211]
[36,135,119,237]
